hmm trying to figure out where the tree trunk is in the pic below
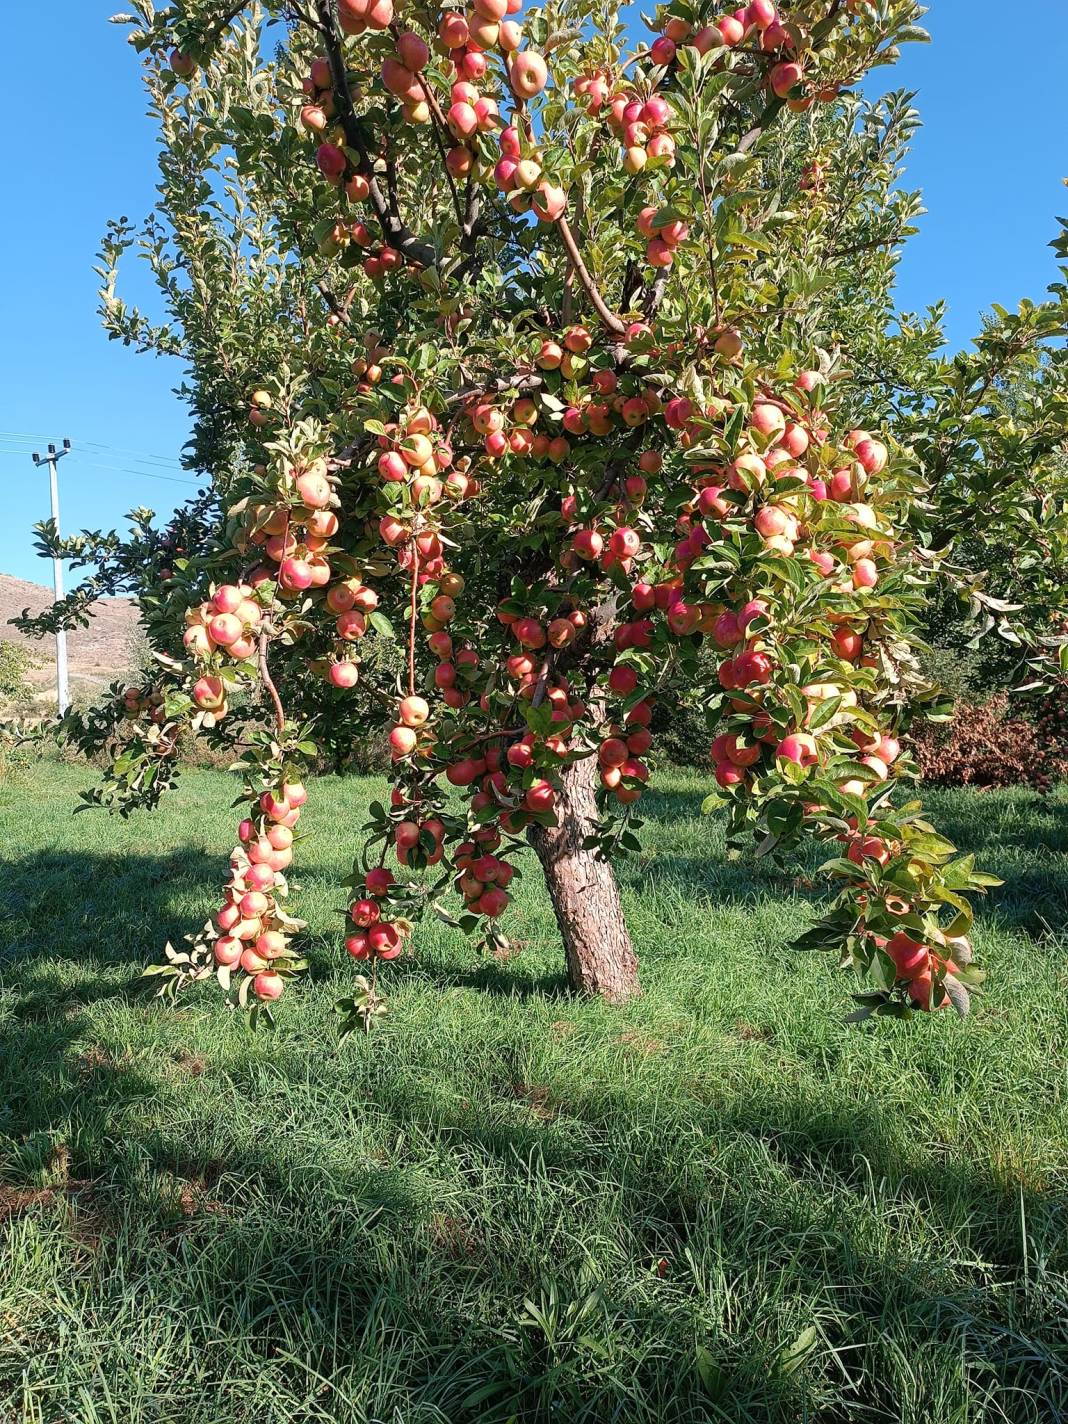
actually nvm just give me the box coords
[529,753,640,1002]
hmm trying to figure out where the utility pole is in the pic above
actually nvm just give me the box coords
[31,440,72,716]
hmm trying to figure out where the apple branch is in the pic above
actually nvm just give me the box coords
[556,217,625,336]
[314,0,437,270]
[258,628,287,734]
[408,544,420,697]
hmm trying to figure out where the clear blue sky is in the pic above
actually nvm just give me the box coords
[1,4,1065,585]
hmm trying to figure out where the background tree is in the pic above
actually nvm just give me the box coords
[19,0,1021,1028]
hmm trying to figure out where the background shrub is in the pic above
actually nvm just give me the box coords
[0,639,35,712]
[911,693,1064,792]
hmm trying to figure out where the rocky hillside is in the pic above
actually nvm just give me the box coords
[0,573,142,710]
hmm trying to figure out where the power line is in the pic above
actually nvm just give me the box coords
[0,430,186,469]
[0,445,202,487]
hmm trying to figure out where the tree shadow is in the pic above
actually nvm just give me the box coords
[639,782,1068,940]
[385,954,572,1001]
[1,979,1063,1424]
[1,844,1066,1421]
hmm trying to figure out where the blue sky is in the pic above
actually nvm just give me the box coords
[1,3,1065,585]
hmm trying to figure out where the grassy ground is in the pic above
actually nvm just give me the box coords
[0,759,1066,1424]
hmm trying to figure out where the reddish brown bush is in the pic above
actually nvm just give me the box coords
[912,694,1067,792]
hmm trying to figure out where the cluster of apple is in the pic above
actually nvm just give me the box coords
[345,865,410,960]
[647,3,803,97]
[428,627,481,709]
[185,443,373,702]
[380,29,435,124]
[373,404,481,561]
[461,386,540,460]
[301,3,570,227]
[869,929,969,1012]
[338,0,395,36]
[678,411,889,592]
[636,206,689,270]
[453,844,514,919]
[568,4,800,182]
[436,4,520,87]
[606,90,676,176]
[596,663,654,804]
[303,86,416,278]
[212,781,307,1001]
[240,463,340,596]
[184,582,263,667]
[184,580,267,722]
[350,329,388,390]
[394,811,446,865]
[376,405,457,501]
[447,77,502,165]
[299,55,338,132]
[120,683,166,723]
[384,543,582,820]
[389,694,434,762]
[377,544,589,851]
[248,389,273,428]
[432,8,555,208]
[320,576,379,687]
[831,810,975,1012]
[309,163,401,280]
[455,329,663,466]
[116,682,182,760]
[491,125,567,222]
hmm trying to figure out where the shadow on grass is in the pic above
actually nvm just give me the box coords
[2,844,1067,1421]
[2,990,1064,1422]
[644,783,1068,939]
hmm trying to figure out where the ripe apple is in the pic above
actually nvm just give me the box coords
[510,50,548,97]
[253,971,284,1000]
[776,733,819,767]
[399,695,430,727]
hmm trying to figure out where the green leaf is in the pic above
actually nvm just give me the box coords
[778,1324,818,1376]
[695,1344,726,1399]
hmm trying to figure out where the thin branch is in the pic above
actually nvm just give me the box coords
[258,628,286,734]
[408,544,420,697]
[825,233,907,262]
[205,0,253,44]
[422,100,467,232]
[530,655,554,710]
[316,278,353,326]
[556,217,625,336]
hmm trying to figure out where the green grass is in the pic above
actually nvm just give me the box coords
[1,759,1066,1424]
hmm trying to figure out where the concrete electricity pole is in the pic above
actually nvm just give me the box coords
[31,440,72,716]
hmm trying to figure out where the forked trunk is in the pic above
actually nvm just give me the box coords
[529,752,640,1002]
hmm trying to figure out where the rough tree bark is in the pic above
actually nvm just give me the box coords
[529,752,640,1002]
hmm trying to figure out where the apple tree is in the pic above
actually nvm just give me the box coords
[26,0,1008,1029]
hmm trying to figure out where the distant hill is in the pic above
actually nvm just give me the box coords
[0,573,142,709]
